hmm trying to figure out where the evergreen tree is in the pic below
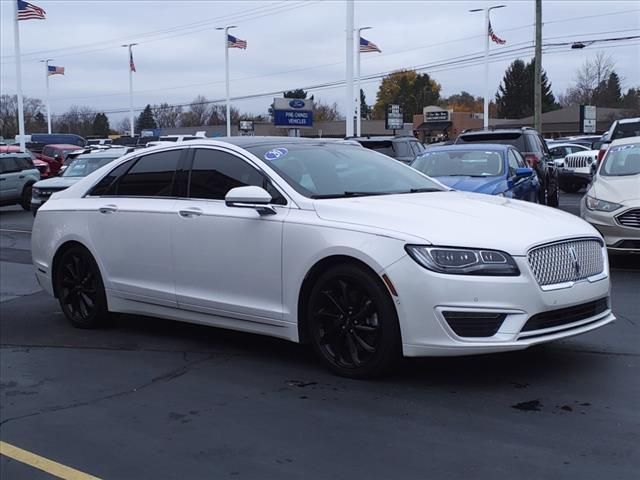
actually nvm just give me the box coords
[92,112,111,137]
[284,89,309,99]
[136,104,157,132]
[360,89,371,119]
[621,87,640,114]
[496,59,558,118]
[593,72,623,107]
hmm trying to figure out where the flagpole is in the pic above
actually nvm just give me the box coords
[122,43,137,137]
[13,1,26,151]
[225,28,230,136]
[345,0,354,138]
[470,5,505,130]
[41,59,53,134]
[356,26,371,137]
[217,26,236,137]
[483,8,490,129]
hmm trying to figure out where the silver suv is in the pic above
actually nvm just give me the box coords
[0,151,41,210]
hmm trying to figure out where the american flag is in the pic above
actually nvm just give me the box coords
[488,20,506,45]
[129,50,136,72]
[47,65,65,76]
[228,34,247,49]
[17,0,46,20]
[360,37,381,53]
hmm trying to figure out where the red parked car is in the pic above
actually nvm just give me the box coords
[37,144,83,175]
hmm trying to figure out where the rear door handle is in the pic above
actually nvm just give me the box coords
[99,204,118,214]
[179,207,203,218]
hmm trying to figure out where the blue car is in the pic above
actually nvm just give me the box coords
[410,144,540,202]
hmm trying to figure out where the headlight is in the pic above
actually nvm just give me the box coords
[405,245,520,276]
[31,187,40,198]
[585,195,622,212]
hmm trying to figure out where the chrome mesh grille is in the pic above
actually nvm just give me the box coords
[527,239,604,286]
[616,209,640,229]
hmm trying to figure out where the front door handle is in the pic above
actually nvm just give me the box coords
[99,204,118,214]
[179,207,203,218]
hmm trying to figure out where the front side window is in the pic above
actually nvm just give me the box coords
[247,143,444,198]
[508,151,520,175]
[413,149,504,178]
[189,149,285,204]
[601,143,640,176]
[115,150,182,197]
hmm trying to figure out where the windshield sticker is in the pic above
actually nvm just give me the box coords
[610,144,636,152]
[264,147,288,161]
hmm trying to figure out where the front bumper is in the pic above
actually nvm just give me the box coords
[559,168,591,186]
[580,202,640,253]
[383,254,614,357]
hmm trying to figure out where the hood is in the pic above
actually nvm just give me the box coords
[313,191,599,256]
[435,175,503,194]
[589,174,640,204]
[34,176,81,190]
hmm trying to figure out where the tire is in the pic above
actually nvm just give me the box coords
[20,184,33,211]
[54,246,110,329]
[306,264,402,378]
[547,172,560,208]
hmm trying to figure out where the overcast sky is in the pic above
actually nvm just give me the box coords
[1,0,639,124]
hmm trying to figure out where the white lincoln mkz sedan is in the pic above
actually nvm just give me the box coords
[32,138,615,377]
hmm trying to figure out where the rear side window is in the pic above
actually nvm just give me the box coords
[189,149,286,204]
[116,150,181,197]
[89,160,135,196]
[0,156,30,173]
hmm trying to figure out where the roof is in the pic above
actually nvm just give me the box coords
[459,128,532,136]
[181,137,362,149]
[44,144,84,150]
[347,135,417,141]
[610,136,640,146]
[0,146,23,154]
[419,143,511,153]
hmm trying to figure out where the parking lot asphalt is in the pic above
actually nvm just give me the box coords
[1,194,638,480]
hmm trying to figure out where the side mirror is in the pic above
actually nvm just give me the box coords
[514,167,534,178]
[225,186,275,215]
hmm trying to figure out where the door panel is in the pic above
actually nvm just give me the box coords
[88,198,178,306]
[172,147,287,321]
[173,199,286,320]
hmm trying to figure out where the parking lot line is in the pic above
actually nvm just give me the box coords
[0,441,101,480]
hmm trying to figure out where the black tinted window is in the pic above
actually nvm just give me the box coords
[89,160,134,196]
[0,156,29,173]
[189,149,285,204]
[458,132,526,151]
[111,150,180,197]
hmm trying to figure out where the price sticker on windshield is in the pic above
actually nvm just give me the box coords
[264,148,288,161]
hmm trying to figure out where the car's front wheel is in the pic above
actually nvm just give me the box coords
[306,264,401,378]
[54,245,110,328]
[20,184,33,211]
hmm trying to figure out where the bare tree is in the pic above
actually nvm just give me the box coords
[153,103,183,128]
[561,53,616,106]
[314,99,342,122]
[181,95,211,127]
[0,94,19,138]
[117,117,131,134]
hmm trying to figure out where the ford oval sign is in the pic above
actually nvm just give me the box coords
[289,99,305,109]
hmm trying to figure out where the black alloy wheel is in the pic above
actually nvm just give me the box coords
[307,264,401,378]
[54,246,110,328]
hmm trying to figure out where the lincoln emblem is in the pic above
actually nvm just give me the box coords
[569,247,581,276]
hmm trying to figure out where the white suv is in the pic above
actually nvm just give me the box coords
[0,149,40,210]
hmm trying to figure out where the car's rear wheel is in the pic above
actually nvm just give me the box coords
[54,246,110,328]
[306,264,401,378]
[20,184,33,211]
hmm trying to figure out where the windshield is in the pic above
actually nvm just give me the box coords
[412,150,504,177]
[62,156,119,177]
[246,143,444,198]
[601,143,640,176]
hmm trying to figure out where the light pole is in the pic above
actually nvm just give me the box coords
[470,4,505,129]
[122,43,137,137]
[345,0,354,137]
[355,26,371,137]
[216,25,237,137]
[40,58,53,134]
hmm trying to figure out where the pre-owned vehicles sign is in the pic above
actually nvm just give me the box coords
[273,98,314,128]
